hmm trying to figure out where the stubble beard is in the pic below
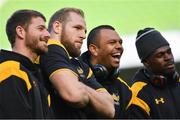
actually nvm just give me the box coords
[61,32,81,58]
[25,36,48,56]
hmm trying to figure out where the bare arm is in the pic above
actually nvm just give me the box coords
[84,85,115,118]
[50,69,89,108]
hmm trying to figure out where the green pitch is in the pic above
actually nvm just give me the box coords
[0,0,180,49]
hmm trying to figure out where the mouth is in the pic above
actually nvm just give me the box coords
[111,52,121,61]
[166,63,175,69]
[40,38,48,43]
[76,41,83,48]
[165,61,175,70]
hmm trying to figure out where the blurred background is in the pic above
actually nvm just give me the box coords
[0,0,179,85]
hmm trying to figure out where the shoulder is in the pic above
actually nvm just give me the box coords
[47,39,70,58]
[71,58,92,77]
[129,81,151,116]
[131,68,150,95]
[131,81,148,97]
[116,77,130,88]
[131,68,153,98]
[38,40,77,77]
[79,51,90,65]
[0,60,32,91]
[37,40,69,65]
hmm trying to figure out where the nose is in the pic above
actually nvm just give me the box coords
[116,41,123,51]
[164,52,173,61]
[80,30,86,40]
[115,42,124,55]
[44,29,50,39]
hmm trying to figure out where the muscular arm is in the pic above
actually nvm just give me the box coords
[84,85,115,118]
[50,69,89,108]
[40,43,90,108]
[73,61,115,118]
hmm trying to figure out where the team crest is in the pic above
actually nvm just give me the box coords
[77,67,83,74]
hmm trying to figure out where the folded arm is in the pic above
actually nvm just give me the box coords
[84,85,115,118]
[50,69,89,108]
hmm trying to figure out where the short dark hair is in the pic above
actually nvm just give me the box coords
[87,25,115,49]
[48,7,84,32]
[6,9,46,48]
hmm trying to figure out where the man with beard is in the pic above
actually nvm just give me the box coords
[128,27,180,118]
[80,25,144,118]
[38,7,114,118]
[0,9,53,118]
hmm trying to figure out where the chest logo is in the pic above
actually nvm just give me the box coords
[112,93,120,105]
[112,93,119,101]
[155,97,165,104]
[77,67,83,74]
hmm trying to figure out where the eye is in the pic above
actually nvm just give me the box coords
[74,25,86,33]
[38,27,44,31]
[110,41,116,44]
[38,25,46,31]
[167,48,172,54]
[119,40,122,45]
[108,40,116,45]
[75,26,80,29]
[74,25,82,30]
[156,52,164,58]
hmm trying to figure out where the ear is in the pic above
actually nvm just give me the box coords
[143,59,150,68]
[52,21,62,34]
[89,44,98,56]
[16,26,25,39]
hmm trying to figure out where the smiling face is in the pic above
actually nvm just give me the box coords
[144,45,175,75]
[61,12,86,57]
[94,29,123,70]
[25,17,50,55]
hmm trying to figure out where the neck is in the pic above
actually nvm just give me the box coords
[90,56,98,67]
[50,32,61,41]
[12,45,37,63]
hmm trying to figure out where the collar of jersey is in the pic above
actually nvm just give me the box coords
[47,39,70,58]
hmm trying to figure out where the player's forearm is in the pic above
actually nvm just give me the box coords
[85,85,115,118]
[68,82,90,108]
[57,81,90,108]
[50,71,90,108]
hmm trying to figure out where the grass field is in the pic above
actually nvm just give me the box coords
[0,0,180,49]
